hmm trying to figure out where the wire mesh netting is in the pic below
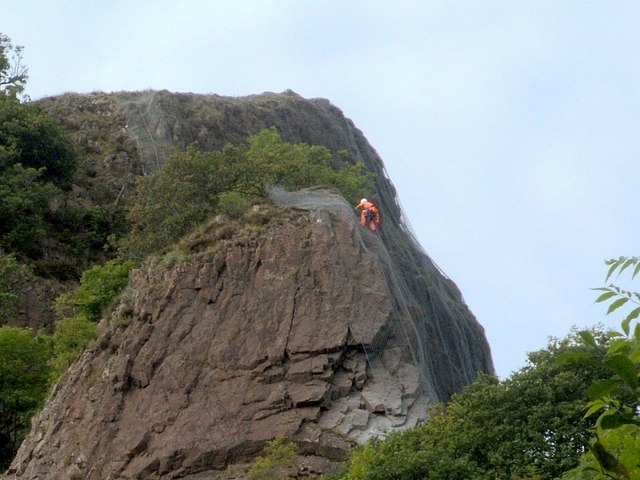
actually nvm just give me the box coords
[120,90,495,402]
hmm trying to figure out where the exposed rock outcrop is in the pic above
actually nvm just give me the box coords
[5,91,494,479]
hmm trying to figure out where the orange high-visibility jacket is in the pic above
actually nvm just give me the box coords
[355,200,380,227]
[356,200,375,211]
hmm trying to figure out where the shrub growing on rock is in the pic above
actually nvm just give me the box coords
[120,128,374,260]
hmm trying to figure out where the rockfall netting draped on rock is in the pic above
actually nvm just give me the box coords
[120,89,493,399]
[4,90,494,480]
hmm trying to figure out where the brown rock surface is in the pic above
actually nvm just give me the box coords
[4,198,426,479]
[4,91,494,479]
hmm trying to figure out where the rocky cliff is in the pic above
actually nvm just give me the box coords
[5,90,493,479]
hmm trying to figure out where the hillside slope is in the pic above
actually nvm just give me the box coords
[5,90,493,478]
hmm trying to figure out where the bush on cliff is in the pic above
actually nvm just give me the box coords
[120,127,374,260]
[248,435,298,480]
[49,259,133,380]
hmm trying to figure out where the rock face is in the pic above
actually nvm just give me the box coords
[5,91,494,479]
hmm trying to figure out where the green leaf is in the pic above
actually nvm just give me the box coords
[587,379,622,400]
[607,297,629,315]
[634,322,640,341]
[584,399,607,418]
[608,338,631,354]
[606,259,622,282]
[619,258,636,276]
[595,290,617,303]
[633,261,640,279]
[605,354,638,388]
[621,307,640,336]
[578,330,598,348]
[627,306,640,323]
[556,351,593,364]
[597,409,627,430]
[629,347,640,363]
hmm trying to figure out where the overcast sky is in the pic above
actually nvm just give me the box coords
[4,1,640,378]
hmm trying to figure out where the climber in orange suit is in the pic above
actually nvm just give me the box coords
[355,198,381,232]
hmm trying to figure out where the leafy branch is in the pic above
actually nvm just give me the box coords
[594,256,640,336]
[567,256,640,479]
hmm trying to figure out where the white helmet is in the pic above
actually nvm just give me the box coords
[360,198,368,203]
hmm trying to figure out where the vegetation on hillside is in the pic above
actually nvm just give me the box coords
[0,38,120,278]
[49,259,133,380]
[119,127,374,260]
[249,435,299,480]
[0,254,31,323]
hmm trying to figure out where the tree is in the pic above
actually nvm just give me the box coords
[0,94,77,185]
[337,328,616,480]
[0,326,50,470]
[561,257,640,480]
[0,92,78,257]
[0,33,28,98]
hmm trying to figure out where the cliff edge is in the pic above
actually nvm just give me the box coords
[5,91,493,479]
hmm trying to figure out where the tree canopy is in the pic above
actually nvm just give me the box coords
[0,94,77,186]
[335,328,615,480]
[0,36,80,260]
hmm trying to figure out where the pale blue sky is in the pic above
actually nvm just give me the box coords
[4,1,640,378]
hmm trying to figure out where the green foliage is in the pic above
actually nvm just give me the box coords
[0,326,50,470]
[121,128,375,260]
[562,257,640,480]
[238,128,374,204]
[0,94,77,185]
[49,259,132,383]
[54,259,133,323]
[0,33,28,98]
[48,315,97,382]
[0,89,79,258]
[338,329,615,480]
[0,164,59,254]
[248,435,298,480]
[218,191,250,219]
[0,253,31,323]
[120,145,226,259]
[49,204,126,260]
